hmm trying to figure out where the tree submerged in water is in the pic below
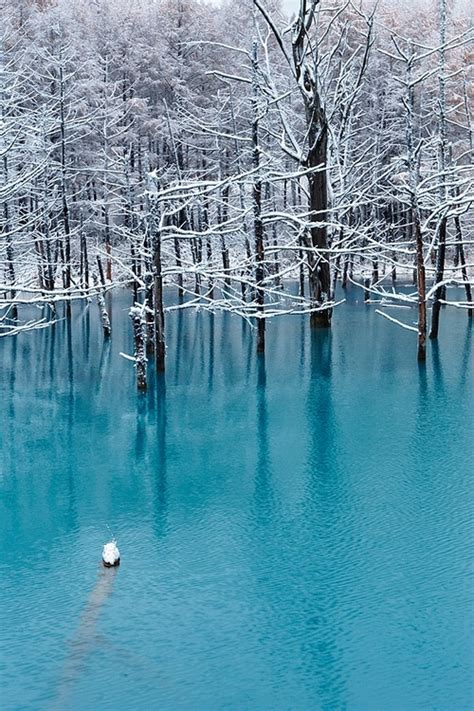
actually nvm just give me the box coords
[1,0,472,375]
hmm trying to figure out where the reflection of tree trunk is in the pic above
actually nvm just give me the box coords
[255,353,272,518]
[153,376,168,538]
[54,567,118,710]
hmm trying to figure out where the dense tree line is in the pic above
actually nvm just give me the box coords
[1,0,472,375]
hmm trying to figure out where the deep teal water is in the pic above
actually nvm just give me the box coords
[0,289,473,711]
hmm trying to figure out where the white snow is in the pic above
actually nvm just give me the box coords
[102,540,120,565]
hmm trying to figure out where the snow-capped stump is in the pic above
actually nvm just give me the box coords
[102,540,120,568]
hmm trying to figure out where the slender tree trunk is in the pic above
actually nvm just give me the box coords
[59,58,71,316]
[430,0,448,340]
[221,185,231,289]
[81,220,89,294]
[130,307,147,391]
[307,125,331,328]
[454,216,472,317]
[96,257,111,338]
[153,221,166,372]
[414,214,427,360]
[3,155,17,320]
[429,217,447,340]
[252,42,265,353]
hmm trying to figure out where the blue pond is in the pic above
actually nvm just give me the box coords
[0,289,473,710]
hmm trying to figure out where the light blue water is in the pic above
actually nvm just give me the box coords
[0,289,473,711]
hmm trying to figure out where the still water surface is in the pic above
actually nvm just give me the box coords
[0,290,473,710]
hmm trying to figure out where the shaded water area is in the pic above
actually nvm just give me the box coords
[0,288,473,710]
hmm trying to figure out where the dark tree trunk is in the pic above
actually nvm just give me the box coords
[414,212,427,361]
[3,156,18,320]
[174,233,184,299]
[153,224,166,372]
[81,225,89,294]
[59,60,71,317]
[221,185,231,289]
[96,256,111,338]
[306,123,331,328]
[429,217,447,340]
[252,42,265,353]
[454,215,472,317]
[364,278,370,302]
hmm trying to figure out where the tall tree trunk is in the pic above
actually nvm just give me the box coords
[96,256,111,338]
[415,214,427,360]
[306,121,331,327]
[59,57,71,316]
[429,0,448,340]
[3,155,17,320]
[429,217,447,340]
[153,221,166,372]
[454,216,473,317]
[292,3,331,327]
[130,307,147,391]
[252,42,265,353]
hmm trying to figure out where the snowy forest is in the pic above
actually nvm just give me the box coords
[1,0,473,374]
[1,2,474,709]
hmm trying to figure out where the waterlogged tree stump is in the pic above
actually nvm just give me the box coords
[102,540,120,568]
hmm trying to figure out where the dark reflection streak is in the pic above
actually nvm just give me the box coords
[49,317,56,386]
[146,361,156,413]
[459,319,472,388]
[30,320,40,393]
[39,307,50,380]
[82,306,91,359]
[35,308,46,384]
[221,312,234,383]
[254,354,273,520]
[301,330,348,709]
[66,315,74,388]
[208,313,215,388]
[97,339,111,399]
[431,341,445,394]
[306,331,333,487]
[188,311,202,381]
[153,375,168,539]
[65,316,77,526]
[135,386,147,462]
[245,321,253,385]
[197,311,205,376]
[413,361,430,479]
[241,316,247,347]
[7,337,17,477]
[417,358,428,398]
[299,313,306,374]
[174,308,184,385]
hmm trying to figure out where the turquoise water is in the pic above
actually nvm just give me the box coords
[0,289,473,711]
